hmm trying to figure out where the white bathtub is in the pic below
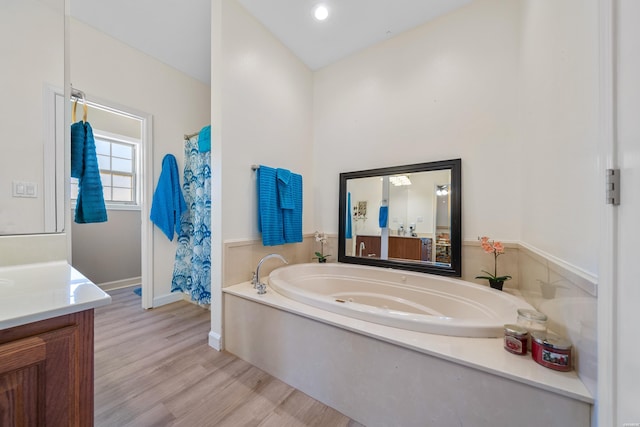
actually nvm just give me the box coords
[268,263,534,338]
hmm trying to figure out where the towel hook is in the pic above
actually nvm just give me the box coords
[71,88,88,123]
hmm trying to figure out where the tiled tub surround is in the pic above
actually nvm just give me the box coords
[462,240,597,398]
[223,236,597,401]
[224,283,592,426]
[223,234,331,287]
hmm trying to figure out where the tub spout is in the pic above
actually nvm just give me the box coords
[254,254,288,294]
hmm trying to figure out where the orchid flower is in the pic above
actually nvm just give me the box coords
[314,231,330,262]
[475,236,512,283]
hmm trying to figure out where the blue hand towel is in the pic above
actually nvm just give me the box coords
[257,165,284,246]
[345,192,353,239]
[276,168,294,209]
[70,121,85,178]
[150,154,187,240]
[198,125,211,153]
[378,205,388,228]
[282,172,303,243]
[75,122,108,223]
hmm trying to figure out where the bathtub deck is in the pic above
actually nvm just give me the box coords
[224,281,593,403]
[224,283,593,427]
[94,287,362,427]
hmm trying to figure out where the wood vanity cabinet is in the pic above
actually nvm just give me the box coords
[388,236,422,260]
[355,235,431,261]
[0,310,95,426]
[355,235,381,258]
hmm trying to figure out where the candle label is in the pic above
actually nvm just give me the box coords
[542,349,569,367]
[505,335,524,354]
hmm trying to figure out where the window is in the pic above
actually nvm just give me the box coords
[71,131,140,209]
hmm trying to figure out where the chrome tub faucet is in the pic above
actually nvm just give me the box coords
[252,253,288,294]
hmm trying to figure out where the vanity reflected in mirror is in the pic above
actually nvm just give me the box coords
[338,159,461,277]
[1,0,66,235]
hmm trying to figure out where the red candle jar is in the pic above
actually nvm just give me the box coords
[504,324,528,355]
[531,331,573,372]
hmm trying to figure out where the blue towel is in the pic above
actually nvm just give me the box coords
[70,121,85,178]
[345,192,353,239]
[74,122,108,223]
[282,172,302,243]
[276,168,294,209]
[257,165,285,246]
[150,154,187,240]
[198,125,211,153]
[378,205,388,228]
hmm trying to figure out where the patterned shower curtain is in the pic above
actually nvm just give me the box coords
[171,135,211,304]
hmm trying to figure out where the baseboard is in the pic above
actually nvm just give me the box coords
[153,292,183,307]
[208,330,222,351]
[98,276,142,291]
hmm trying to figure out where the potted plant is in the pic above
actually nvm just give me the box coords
[313,231,331,263]
[475,236,512,290]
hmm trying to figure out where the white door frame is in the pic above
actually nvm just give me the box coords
[597,0,617,425]
[47,87,67,234]
[64,90,155,309]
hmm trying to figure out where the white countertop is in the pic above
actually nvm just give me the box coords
[224,281,593,405]
[0,261,112,330]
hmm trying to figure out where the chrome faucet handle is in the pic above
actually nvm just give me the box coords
[254,253,288,294]
[256,282,267,295]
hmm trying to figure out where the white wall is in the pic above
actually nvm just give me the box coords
[218,0,314,241]
[70,19,210,303]
[72,210,141,284]
[313,0,601,279]
[210,0,313,346]
[516,3,600,400]
[348,176,384,236]
[615,0,640,422]
[313,0,522,242]
[518,0,600,277]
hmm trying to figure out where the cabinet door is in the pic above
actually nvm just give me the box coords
[389,237,422,260]
[0,336,47,426]
[0,325,81,426]
[355,236,381,258]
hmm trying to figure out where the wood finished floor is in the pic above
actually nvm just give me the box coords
[94,287,363,427]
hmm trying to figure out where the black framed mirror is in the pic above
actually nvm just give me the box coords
[338,159,461,277]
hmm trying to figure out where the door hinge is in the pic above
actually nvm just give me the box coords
[606,169,620,205]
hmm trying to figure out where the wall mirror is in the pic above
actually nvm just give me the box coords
[1,0,66,235]
[338,159,461,277]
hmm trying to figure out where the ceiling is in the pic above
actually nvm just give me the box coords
[70,0,471,85]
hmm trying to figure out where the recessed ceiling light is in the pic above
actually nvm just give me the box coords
[314,5,329,21]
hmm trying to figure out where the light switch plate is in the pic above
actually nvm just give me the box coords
[12,181,37,198]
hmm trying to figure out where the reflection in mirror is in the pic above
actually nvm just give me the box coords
[339,159,461,277]
[1,0,65,235]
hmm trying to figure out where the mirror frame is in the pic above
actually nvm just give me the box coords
[338,158,462,277]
